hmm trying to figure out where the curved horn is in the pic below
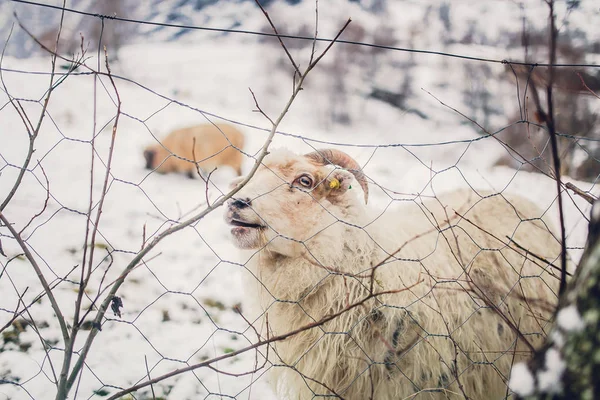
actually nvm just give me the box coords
[305,149,369,204]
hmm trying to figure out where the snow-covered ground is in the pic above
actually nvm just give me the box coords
[0,1,598,399]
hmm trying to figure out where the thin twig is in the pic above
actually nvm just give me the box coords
[145,356,156,400]
[565,182,596,205]
[577,72,600,100]
[254,0,301,76]
[19,161,50,235]
[506,235,572,277]
[248,87,274,125]
[543,0,568,296]
[141,223,147,251]
[309,0,319,65]
[191,136,217,207]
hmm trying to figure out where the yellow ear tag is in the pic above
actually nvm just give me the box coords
[329,178,340,190]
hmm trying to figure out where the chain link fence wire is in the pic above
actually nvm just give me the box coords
[0,1,598,399]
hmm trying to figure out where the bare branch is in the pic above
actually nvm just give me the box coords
[565,182,596,205]
[305,18,351,75]
[254,0,301,76]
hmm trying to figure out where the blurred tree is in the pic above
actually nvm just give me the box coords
[78,0,137,60]
[518,201,600,399]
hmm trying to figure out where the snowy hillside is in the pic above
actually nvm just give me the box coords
[0,0,598,399]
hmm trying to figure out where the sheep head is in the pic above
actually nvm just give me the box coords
[224,148,369,256]
[143,143,173,172]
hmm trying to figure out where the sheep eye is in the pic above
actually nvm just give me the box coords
[295,175,314,188]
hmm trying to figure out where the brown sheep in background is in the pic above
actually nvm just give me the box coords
[143,123,245,177]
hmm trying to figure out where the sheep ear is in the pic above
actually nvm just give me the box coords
[323,170,356,203]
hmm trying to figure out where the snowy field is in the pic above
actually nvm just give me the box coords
[0,1,598,399]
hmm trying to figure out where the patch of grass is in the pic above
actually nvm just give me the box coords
[19,342,32,352]
[93,388,110,397]
[203,298,226,311]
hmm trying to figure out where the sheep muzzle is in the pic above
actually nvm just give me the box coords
[225,201,265,249]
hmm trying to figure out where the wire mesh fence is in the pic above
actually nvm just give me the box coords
[0,1,598,399]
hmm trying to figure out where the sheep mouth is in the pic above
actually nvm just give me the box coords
[228,218,264,229]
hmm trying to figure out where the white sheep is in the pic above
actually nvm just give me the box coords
[224,148,562,400]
